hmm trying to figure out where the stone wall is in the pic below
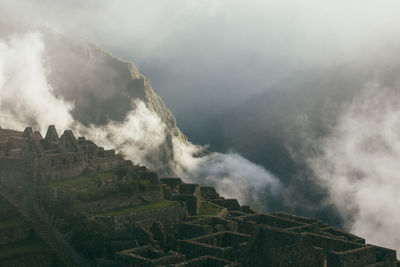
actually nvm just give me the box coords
[304,232,363,253]
[171,255,240,267]
[210,199,241,212]
[95,155,124,172]
[172,194,199,216]
[0,251,56,267]
[245,226,325,267]
[179,231,250,261]
[116,246,186,267]
[79,188,164,214]
[98,202,187,233]
[0,158,32,188]
[160,178,183,191]
[200,186,220,201]
[0,223,31,245]
[244,213,304,229]
[327,245,396,267]
[33,152,85,183]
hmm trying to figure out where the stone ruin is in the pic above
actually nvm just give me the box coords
[0,125,127,185]
[0,126,398,266]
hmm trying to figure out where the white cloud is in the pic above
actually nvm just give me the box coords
[310,83,400,251]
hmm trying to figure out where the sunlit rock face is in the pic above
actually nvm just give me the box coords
[39,30,187,175]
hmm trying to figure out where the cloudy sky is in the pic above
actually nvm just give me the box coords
[2,0,400,133]
[2,0,400,251]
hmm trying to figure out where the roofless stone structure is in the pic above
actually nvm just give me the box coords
[0,126,398,266]
[0,125,127,185]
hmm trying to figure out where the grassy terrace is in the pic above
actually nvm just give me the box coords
[199,202,222,217]
[0,237,51,260]
[0,216,27,230]
[0,198,15,213]
[41,175,96,189]
[41,171,115,188]
[92,200,178,217]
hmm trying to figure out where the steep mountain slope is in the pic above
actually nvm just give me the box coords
[194,67,371,224]
[39,30,187,175]
[43,32,185,139]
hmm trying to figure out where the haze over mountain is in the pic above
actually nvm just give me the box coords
[2,0,400,253]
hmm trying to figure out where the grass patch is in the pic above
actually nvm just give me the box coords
[0,216,27,230]
[0,200,14,213]
[0,237,51,260]
[98,171,114,180]
[42,175,96,189]
[0,206,18,219]
[93,201,177,216]
[42,171,116,190]
[199,202,222,217]
[75,180,160,202]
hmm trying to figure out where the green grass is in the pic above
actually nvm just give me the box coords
[0,206,18,219]
[98,171,114,180]
[0,237,51,260]
[93,200,178,216]
[0,200,14,213]
[41,175,97,190]
[0,216,27,230]
[199,202,222,217]
[42,171,117,190]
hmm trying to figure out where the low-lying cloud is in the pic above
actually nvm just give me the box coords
[0,31,73,132]
[0,30,281,211]
[172,137,281,210]
[309,83,400,251]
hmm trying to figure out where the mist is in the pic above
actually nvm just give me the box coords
[2,0,400,252]
[0,29,281,211]
[310,84,400,252]
[171,137,281,211]
[3,0,400,131]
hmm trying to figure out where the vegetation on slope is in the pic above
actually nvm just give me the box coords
[199,202,222,217]
[0,237,51,260]
[37,165,162,260]
[93,200,177,216]
[0,196,55,263]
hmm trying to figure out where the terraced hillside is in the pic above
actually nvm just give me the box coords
[36,165,187,263]
[0,195,60,267]
[0,125,398,266]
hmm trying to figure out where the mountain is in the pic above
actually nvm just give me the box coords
[39,30,187,175]
[192,66,372,224]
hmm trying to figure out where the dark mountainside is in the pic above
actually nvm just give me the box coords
[39,30,362,227]
[0,125,398,266]
[187,67,372,226]
[0,31,399,266]
[40,31,187,175]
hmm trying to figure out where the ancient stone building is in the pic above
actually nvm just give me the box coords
[0,126,398,266]
[0,125,126,185]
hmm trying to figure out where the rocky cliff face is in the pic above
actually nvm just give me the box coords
[40,30,187,174]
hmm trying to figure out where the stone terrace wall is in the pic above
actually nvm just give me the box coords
[107,202,187,230]
[304,232,363,253]
[0,223,31,245]
[200,187,220,201]
[210,199,241,211]
[327,245,396,267]
[171,255,240,267]
[79,189,164,214]
[245,226,325,266]
[0,251,56,267]
[0,158,32,188]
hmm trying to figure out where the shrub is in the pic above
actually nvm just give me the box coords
[115,166,128,180]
